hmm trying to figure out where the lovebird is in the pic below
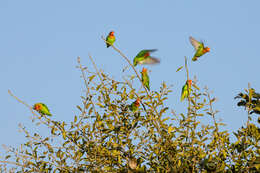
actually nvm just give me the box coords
[33,103,52,116]
[129,98,141,113]
[141,67,150,91]
[133,49,160,66]
[181,80,192,101]
[189,36,210,61]
[106,31,115,48]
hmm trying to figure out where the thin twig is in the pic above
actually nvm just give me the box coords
[184,57,191,115]
[206,89,218,131]
[89,54,104,86]
[77,57,98,133]
[0,160,23,167]
[8,90,83,151]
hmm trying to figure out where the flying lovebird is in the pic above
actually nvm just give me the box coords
[141,67,150,91]
[189,36,210,61]
[33,103,52,116]
[106,31,116,48]
[181,80,192,101]
[129,98,141,113]
[133,49,160,66]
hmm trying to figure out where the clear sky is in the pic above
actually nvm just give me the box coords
[1,0,260,154]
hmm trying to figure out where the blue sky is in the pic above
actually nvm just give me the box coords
[1,0,260,154]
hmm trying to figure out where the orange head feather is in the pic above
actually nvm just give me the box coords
[33,104,42,111]
[187,80,192,87]
[144,52,150,58]
[142,67,147,73]
[135,98,141,107]
[109,31,114,36]
[203,47,210,53]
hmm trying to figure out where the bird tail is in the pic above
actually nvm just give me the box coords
[106,43,110,48]
[180,95,184,102]
[192,56,198,61]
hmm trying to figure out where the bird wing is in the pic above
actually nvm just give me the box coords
[189,36,202,50]
[146,49,157,53]
[41,103,49,111]
[181,84,187,101]
[142,57,160,65]
[136,49,157,57]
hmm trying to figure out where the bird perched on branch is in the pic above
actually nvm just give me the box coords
[33,103,52,116]
[106,31,115,48]
[181,80,192,101]
[141,67,150,91]
[129,98,141,113]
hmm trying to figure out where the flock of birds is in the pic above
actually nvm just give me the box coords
[33,31,211,116]
[105,31,210,112]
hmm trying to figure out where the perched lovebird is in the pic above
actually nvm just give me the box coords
[33,103,52,116]
[141,67,150,91]
[133,49,160,66]
[189,36,210,61]
[106,31,116,48]
[181,80,192,101]
[129,98,141,113]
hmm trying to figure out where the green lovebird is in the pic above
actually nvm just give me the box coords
[141,67,150,91]
[33,103,52,116]
[129,98,141,113]
[106,31,115,48]
[133,49,160,66]
[189,36,210,61]
[181,80,192,101]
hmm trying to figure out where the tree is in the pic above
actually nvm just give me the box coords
[0,37,259,173]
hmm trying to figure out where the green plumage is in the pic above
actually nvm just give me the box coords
[33,103,52,116]
[106,32,115,48]
[181,81,191,101]
[133,49,160,66]
[141,70,150,91]
[189,36,208,61]
[193,45,204,61]
[129,99,140,113]
[129,102,138,113]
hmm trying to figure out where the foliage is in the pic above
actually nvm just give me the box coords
[0,38,259,173]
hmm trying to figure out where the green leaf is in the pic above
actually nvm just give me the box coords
[162,117,170,122]
[74,116,77,123]
[62,131,66,140]
[168,126,174,133]
[88,107,93,115]
[88,75,96,82]
[5,155,11,160]
[97,103,104,108]
[160,107,169,116]
[193,84,200,90]
[176,66,183,72]
[85,102,91,109]
[76,105,82,112]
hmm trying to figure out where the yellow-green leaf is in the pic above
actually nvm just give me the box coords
[176,66,183,72]
[168,126,174,133]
